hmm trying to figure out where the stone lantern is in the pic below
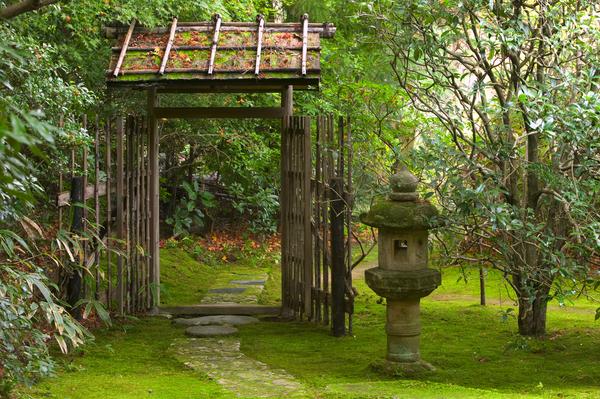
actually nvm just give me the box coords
[360,166,441,371]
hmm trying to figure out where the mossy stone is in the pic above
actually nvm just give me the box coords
[359,198,439,230]
[365,268,441,300]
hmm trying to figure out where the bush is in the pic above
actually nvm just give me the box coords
[0,264,88,397]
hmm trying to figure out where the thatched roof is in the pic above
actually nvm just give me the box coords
[105,15,335,91]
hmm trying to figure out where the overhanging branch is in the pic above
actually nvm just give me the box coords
[0,0,62,19]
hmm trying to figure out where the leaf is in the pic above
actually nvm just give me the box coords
[55,335,68,354]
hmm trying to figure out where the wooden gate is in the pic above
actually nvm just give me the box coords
[56,115,154,316]
[281,115,353,335]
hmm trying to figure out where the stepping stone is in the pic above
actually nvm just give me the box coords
[185,325,238,337]
[174,315,260,327]
[230,279,266,286]
[208,287,247,294]
[172,338,308,398]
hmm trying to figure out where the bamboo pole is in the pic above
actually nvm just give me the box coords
[116,116,125,315]
[94,116,101,300]
[148,88,160,309]
[105,118,112,308]
[302,116,312,319]
[82,115,88,299]
[280,86,293,317]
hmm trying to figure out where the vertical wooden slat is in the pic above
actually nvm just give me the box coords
[105,118,112,308]
[144,122,151,309]
[115,116,125,315]
[82,115,88,299]
[135,117,142,310]
[303,116,312,318]
[330,177,346,337]
[94,116,101,300]
[125,116,133,313]
[280,86,293,317]
[139,120,148,309]
[314,116,322,322]
[148,88,160,309]
[159,18,178,75]
[58,116,64,264]
[345,116,353,334]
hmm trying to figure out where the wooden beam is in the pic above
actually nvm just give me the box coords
[159,17,178,75]
[255,15,265,75]
[208,14,222,75]
[113,20,136,77]
[107,78,320,92]
[148,88,160,309]
[104,22,336,39]
[301,14,309,76]
[153,106,284,119]
[57,182,107,207]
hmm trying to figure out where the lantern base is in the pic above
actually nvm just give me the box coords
[370,359,436,377]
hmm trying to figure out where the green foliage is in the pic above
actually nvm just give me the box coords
[364,0,600,335]
[166,180,216,237]
[0,264,88,395]
[231,184,279,234]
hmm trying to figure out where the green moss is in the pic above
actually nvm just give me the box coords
[160,247,216,306]
[24,248,600,399]
[22,318,230,399]
[360,197,439,230]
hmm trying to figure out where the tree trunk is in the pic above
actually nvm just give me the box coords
[516,283,550,337]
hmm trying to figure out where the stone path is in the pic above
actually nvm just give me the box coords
[172,337,308,398]
[171,267,307,397]
[185,325,239,337]
[174,315,260,327]
[200,275,268,304]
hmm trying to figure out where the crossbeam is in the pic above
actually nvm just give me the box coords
[153,106,284,119]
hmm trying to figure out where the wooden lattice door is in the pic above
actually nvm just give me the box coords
[281,115,353,334]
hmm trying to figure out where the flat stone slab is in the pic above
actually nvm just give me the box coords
[160,304,281,316]
[172,338,308,398]
[230,279,266,285]
[208,287,247,294]
[185,325,238,337]
[174,315,260,327]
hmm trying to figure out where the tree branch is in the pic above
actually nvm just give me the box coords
[0,0,62,19]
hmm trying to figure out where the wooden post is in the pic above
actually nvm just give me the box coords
[479,266,486,306]
[280,85,293,317]
[105,119,112,308]
[82,116,88,298]
[330,177,345,337]
[302,116,312,319]
[125,116,133,313]
[148,88,160,309]
[116,117,125,316]
[67,176,84,320]
[94,117,101,301]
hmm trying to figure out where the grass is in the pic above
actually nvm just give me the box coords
[20,245,600,399]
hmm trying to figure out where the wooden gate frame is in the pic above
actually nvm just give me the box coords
[104,17,355,330]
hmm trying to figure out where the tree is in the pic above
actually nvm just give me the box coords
[367,0,600,336]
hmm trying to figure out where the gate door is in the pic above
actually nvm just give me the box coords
[281,115,354,334]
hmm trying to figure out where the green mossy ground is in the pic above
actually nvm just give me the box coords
[21,246,600,399]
